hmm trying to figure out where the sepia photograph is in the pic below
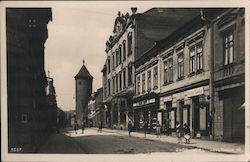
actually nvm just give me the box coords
[1,1,249,162]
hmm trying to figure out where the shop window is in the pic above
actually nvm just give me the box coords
[147,70,151,91]
[223,30,234,66]
[153,66,158,89]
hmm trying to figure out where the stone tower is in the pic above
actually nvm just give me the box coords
[74,60,93,125]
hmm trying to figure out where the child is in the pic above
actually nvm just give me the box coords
[183,123,191,144]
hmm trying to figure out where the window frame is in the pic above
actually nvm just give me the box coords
[223,29,234,66]
[177,52,184,80]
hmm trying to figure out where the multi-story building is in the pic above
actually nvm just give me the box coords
[7,8,53,152]
[102,8,202,129]
[133,8,245,142]
[212,8,245,142]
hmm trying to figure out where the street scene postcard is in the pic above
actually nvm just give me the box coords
[1,1,249,162]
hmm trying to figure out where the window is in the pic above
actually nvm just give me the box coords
[153,66,158,89]
[137,76,140,94]
[112,77,115,94]
[164,59,173,84]
[142,73,146,93]
[116,74,118,92]
[119,45,122,64]
[128,65,133,85]
[78,80,82,85]
[223,31,234,65]
[177,53,184,79]
[116,49,119,67]
[123,41,126,61]
[108,79,110,96]
[112,52,115,69]
[196,42,203,71]
[127,32,133,56]
[119,72,122,91]
[107,57,110,74]
[189,47,195,74]
[147,70,151,91]
[123,69,126,88]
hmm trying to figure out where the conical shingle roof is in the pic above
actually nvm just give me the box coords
[74,63,93,79]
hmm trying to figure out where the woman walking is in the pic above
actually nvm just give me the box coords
[128,121,133,136]
[156,121,161,138]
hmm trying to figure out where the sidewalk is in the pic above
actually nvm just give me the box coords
[98,127,244,154]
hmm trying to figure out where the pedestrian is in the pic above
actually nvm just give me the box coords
[183,123,191,144]
[98,122,103,133]
[143,122,147,138]
[81,121,85,134]
[176,121,181,144]
[128,121,133,136]
[74,122,78,134]
[156,121,161,138]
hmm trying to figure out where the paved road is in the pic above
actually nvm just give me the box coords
[37,128,212,154]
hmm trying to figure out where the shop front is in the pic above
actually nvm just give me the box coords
[160,86,211,138]
[133,93,159,133]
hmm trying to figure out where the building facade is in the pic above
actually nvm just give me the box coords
[75,61,93,125]
[132,8,245,142]
[102,8,201,129]
[212,8,245,142]
[7,8,53,152]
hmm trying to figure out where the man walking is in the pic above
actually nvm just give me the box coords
[128,121,133,136]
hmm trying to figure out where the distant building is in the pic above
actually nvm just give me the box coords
[7,8,52,152]
[74,60,93,125]
[87,88,105,127]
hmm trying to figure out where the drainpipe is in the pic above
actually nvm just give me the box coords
[200,9,214,140]
[210,21,215,141]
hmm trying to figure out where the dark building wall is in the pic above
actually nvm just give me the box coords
[7,8,52,152]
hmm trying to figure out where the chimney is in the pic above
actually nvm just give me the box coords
[131,7,137,14]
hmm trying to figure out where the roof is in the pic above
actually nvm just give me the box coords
[74,64,93,79]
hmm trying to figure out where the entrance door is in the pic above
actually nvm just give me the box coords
[223,98,233,141]
[192,97,200,136]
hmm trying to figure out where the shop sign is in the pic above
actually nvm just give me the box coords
[133,98,156,107]
[186,87,204,97]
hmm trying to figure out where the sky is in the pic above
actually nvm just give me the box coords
[44,5,150,111]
